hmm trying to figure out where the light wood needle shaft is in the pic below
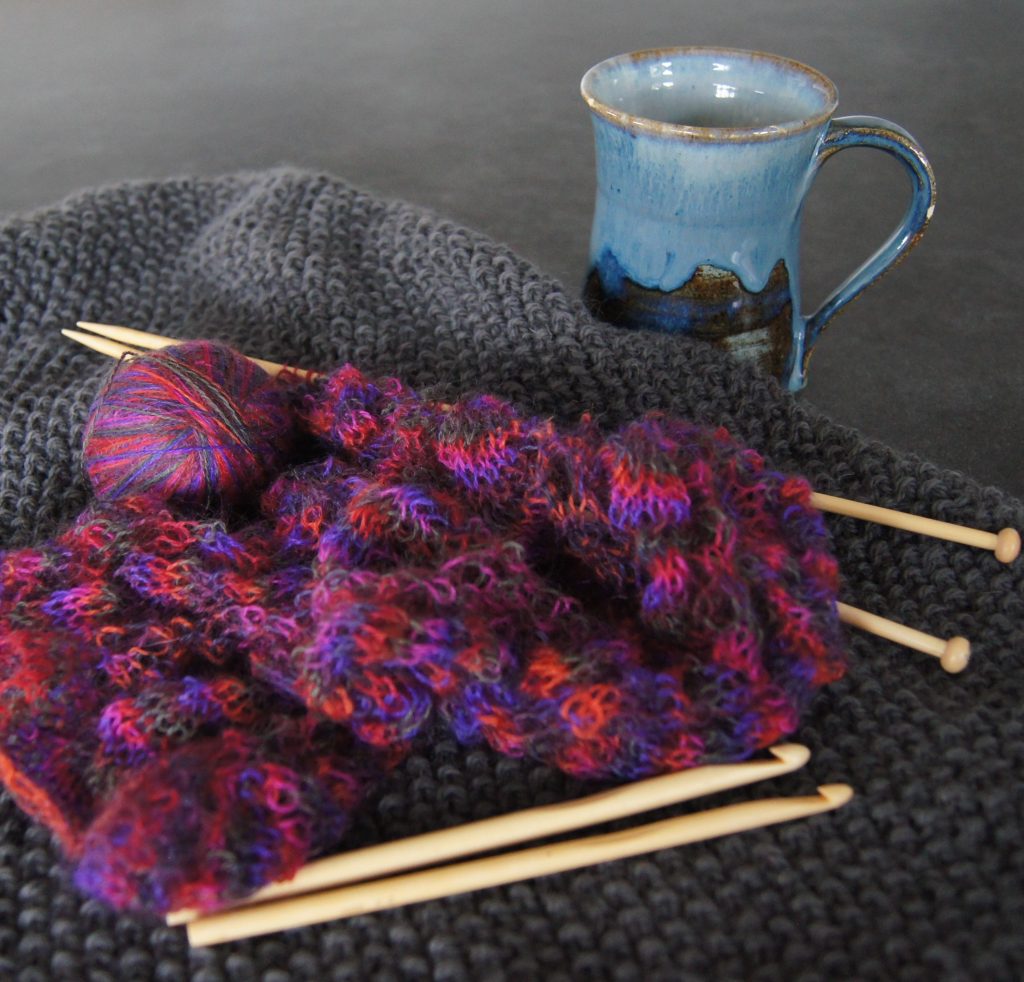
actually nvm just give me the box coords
[69,323,322,380]
[837,601,970,673]
[812,491,1020,563]
[186,784,852,947]
[69,321,1020,566]
[167,743,809,925]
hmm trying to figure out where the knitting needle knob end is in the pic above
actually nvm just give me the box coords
[995,528,1021,564]
[940,636,971,674]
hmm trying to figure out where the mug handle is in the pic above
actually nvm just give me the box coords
[803,115,936,360]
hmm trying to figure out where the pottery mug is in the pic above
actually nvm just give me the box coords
[581,47,936,390]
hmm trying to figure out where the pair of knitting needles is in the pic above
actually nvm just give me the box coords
[170,743,848,945]
[67,321,1021,675]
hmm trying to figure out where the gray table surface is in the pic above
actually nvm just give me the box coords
[2,0,1021,498]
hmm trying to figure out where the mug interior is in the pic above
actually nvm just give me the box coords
[582,47,837,136]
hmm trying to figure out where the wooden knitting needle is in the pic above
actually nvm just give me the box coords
[68,323,323,380]
[69,321,1021,565]
[837,602,969,674]
[62,322,981,670]
[65,327,988,663]
[167,742,811,926]
[810,491,1020,564]
[185,783,853,946]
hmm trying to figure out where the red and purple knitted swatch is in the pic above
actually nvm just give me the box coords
[0,342,846,915]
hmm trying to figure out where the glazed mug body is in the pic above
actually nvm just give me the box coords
[581,47,935,390]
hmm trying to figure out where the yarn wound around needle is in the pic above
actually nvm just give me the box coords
[0,339,846,916]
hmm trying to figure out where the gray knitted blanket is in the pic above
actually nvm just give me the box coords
[1,169,1021,981]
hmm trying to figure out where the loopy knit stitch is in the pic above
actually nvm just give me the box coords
[1,341,845,914]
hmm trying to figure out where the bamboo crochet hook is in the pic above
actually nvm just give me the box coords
[169,742,812,926]
[179,741,849,947]
[64,321,1000,672]
[187,785,853,947]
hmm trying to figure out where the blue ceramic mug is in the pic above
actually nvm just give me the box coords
[581,47,936,390]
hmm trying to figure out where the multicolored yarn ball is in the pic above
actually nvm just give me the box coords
[0,345,847,915]
[82,341,296,508]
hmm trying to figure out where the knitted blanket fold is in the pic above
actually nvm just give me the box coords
[1,169,1022,980]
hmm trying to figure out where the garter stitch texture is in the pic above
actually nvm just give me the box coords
[0,170,1022,980]
[2,340,844,914]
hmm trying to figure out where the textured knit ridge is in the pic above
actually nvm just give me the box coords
[0,170,1022,979]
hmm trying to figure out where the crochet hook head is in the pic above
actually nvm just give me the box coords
[816,783,855,808]
[768,743,811,768]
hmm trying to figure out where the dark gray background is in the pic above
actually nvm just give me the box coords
[2,0,1021,497]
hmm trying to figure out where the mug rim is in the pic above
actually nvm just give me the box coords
[580,46,839,142]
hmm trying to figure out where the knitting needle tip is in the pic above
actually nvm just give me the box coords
[62,327,140,361]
